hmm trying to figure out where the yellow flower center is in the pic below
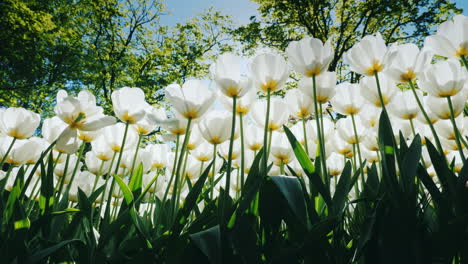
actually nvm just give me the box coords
[365,61,383,76]
[400,69,416,82]
[345,106,360,115]
[260,80,278,93]
[7,129,26,139]
[183,109,199,119]
[249,144,262,151]
[225,86,240,97]
[122,112,136,124]
[304,67,322,77]
[456,45,468,57]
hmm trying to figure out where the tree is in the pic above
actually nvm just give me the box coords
[233,0,461,80]
[0,0,233,114]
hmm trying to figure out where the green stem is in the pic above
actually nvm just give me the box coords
[461,56,468,71]
[221,95,237,226]
[280,160,285,175]
[263,90,271,173]
[312,75,327,182]
[351,114,364,192]
[319,103,328,185]
[210,144,217,200]
[129,134,143,177]
[96,151,117,228]
[408,80,444,154]
[239,113,245,188]
[302,118,309,155]
[104,121,130,224]
[65,142,86,195]
[171,118,192,216]
[409,118,416,137]
[0,137,17,168]
[447,96,466,163]
[162,135,180,203]
[374,72,388,114]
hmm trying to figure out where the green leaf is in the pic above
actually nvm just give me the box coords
[27,239,81,264]
[112,175,134,205]
[190,225,221,264]
[283,125,332,207]
[269,175,307,227]
[331,161,353,216]
[171,161,213,235]
[400,135,421,195]
[128,163,143,193]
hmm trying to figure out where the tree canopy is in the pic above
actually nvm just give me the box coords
[0,0,232,114]
[233,0,461,80]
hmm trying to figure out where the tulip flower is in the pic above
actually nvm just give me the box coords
[55,90,116,131]
[218,88,257,116]
[384,43,432,83]
[418,59,466,98]
[330,82,365,115]
[198,110,233,145]
[426,93,465,120]
[244,124,263,152]
[327,153,345,176]
[146,144,171,169]
[269,132,295,173]
[285,89,314,119]
[0,107,40,139]
[5,138,45,165]
[251,98,289,132]
[345,32,390,76]
[360,75,396,107]
[212,53,252,97]
[286,36,334,77]
[388,90,420,120]
[101,123,138,153]
[165,80,216,120]
[112,87,149,124]
[191,141,213,163]
[425,14,468,59]
[85,151,111,176]
[299,72,337,103]
[435,117,464,140]
[42,116,79,154]
[250,53,289,93]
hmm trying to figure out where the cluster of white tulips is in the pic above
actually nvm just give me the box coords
[0,14,467,219]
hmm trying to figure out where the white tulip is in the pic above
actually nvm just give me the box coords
[112,87,149,124]
[165,80,216,119]
[330,82,365,115]
[425,14,468,59]
[0,107,40,139]
[345,32,390,76]
[250,53,289,93]
[212,53,252,98]
[286,36,334,77]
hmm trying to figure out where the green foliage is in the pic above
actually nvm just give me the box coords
[0,0,233,114]
[233,0,461,79]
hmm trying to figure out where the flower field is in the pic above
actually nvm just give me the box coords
[0,13,468,264]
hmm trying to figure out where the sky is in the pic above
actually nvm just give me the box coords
[160,0,467,27]
[159,0,259,26]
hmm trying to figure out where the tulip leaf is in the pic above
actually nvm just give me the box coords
[283,125,332,207]
[27,239,82,264]
[268,175,307,227]
[331,161,354,216]
[189,225,221,264]
[400,135,421,195]
[171,161,213,236]
[112,174,134,205]
[128,163,143,193]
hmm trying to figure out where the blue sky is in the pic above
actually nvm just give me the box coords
[160,0,467,26]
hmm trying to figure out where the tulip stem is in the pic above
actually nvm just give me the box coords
[65,141,86,195]
[0,137,17,168]
[210,144,217,200]
[408,80,444,154]
[312,75,327,183]
[302,118,309,155]
[55,154,70,208]
[239,113,245,188]
[91,160,105,194]
[373,72,388,115]
[319,103,328,184]
[447,96,466,163]
[162,135,180,203]
[129,134,143,177]
[104,121,130,225]
[171,118,192,217]
[96,151,117,228]
[222,95,237,226]
[461,56,468,71]
[263,90,271,174]
[280,160,285,175]
[351,114,364,191]
[175,150,190,208]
